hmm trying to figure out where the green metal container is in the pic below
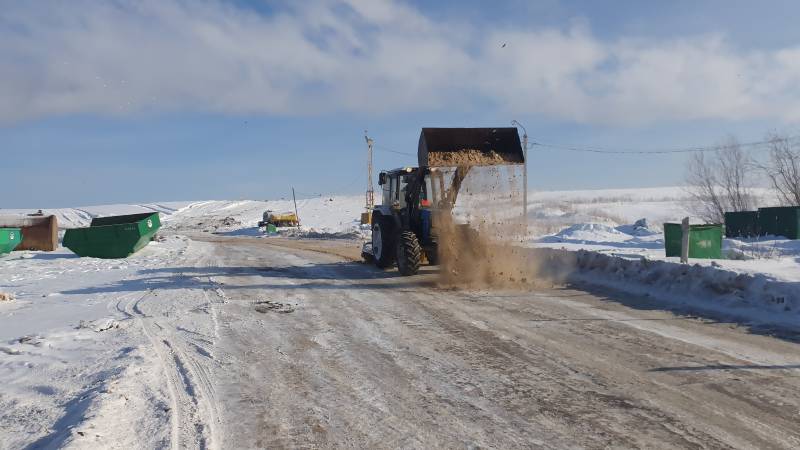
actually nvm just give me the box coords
[0,228,22,254]
[664,223,723,259]
[724,211,760,238]
[63,212,161,259]
[757,206,800,239]
[663,223,683,257]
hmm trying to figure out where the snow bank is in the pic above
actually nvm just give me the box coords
[534,220,800,284]
[531,248,799,328]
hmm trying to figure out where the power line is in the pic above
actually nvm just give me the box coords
[375,135,798,156]
[529,135,800,155]
[374,145,415,156]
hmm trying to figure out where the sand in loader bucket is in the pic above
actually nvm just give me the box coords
[433,165,552,289]
[427,148,523,167]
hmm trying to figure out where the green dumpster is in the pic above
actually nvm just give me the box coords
[724,211,760,238]
[0,228,22,254]
[664,223,723,259]
[757,206,800,239]
[63,212,161,259]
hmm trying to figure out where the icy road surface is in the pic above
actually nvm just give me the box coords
[3,234,800,449]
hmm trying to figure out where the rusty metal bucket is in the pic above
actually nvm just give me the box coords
[0,215,58,251]
[418,127,525,167]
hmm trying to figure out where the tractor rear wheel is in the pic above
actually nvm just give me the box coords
[372,218,396,269]
[396,231,422,276]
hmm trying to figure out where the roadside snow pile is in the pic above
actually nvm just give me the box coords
[532,248,800,327]
[533,218,800,284]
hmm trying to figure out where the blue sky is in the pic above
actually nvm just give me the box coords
[3,0,800,208]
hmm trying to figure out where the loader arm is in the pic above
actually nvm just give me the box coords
[441,166,471,209]
[404,168,427,230]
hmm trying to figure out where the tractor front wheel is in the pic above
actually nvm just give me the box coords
[396,231,422,276]
[372,218,396,269]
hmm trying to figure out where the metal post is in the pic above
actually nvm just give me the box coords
[522,132,528,223]
[511,120,528,229]
[680,217,690,263]
[292,187,300,228]
[365,131,375,212]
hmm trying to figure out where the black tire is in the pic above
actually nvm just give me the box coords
[425,236,439,265]
[396,231,422,276]
[372,218,396,269]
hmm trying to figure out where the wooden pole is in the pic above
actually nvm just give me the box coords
[292,187,300,228]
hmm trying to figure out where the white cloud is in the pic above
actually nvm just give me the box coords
[3,0,800,125]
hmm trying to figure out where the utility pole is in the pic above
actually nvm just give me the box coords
[364,131,375,212]
[292,187,300,228]
[511,120,528,228]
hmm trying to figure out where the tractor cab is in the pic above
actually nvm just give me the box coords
[378,167,438,212]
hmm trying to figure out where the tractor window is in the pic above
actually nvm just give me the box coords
[428,171,446,207]
[398,175,408,208]
[390,175,399,205]
[382,176,391,205]
[423,176,433,204]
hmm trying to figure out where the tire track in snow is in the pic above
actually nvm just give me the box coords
[124,289,219,450]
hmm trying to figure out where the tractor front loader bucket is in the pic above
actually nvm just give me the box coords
[63,212,161,259]
[418,127,525,168]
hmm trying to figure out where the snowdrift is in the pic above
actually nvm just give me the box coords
[530,248,799,328]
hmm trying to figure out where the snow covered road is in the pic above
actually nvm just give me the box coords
[3,234,800,448]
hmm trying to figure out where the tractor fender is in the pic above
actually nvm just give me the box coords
[372,206,402,230]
